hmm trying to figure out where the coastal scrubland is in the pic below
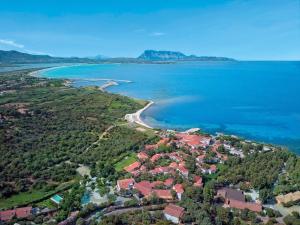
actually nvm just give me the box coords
[0,69,299,225]
[0,70,149,207]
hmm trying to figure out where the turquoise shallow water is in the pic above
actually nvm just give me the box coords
[41,61,300,153]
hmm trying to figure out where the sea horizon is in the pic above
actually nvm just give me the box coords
[37,61,300,154]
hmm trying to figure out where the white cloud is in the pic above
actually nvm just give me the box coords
[149,32,166,36]
[0,39,24,48]
[0,38,48,55]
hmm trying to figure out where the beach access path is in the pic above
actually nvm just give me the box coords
[124,101,154,129]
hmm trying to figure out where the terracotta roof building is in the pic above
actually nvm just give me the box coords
[164,178,174,187]
[137,152,149,161]
[117,178,135,191]
[217,188,262,212]
[173,184,184,200]
[0,207,32,222]
[124,161,141,173]
[193,175,203,187]
[163,204,185,224]
[153,189,173,200]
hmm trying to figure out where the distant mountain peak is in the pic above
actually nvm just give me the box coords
[138,49,235,61]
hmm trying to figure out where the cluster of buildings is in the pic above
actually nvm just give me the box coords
[116,131,262,223]
[0,207,32,222]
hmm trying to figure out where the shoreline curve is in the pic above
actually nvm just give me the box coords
[29,66,155,129]
[125,101,154,129]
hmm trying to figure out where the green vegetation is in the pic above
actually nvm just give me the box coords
[114,152,138,172]
[0,181,74,209]
[0,69,145,208]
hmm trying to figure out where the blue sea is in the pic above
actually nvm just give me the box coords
[40,61,300,154]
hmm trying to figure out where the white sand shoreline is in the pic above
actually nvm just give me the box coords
[125,101,154,129]
[28,65,154,129]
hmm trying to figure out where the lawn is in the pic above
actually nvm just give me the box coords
[114,152,137,172]
[0,181,74,209]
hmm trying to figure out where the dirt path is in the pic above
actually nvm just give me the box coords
[83,125,115,154]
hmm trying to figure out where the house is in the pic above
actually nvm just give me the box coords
[276,191,300,204]
[0,207,32,222]
[134,181,173,200]
[117,178,135,191]
[209,164,217,174]
[137,152,149,161]
[151,181,164,188]
[173,184,184,200]
[124,161,141,173]
[157,138,170,146]
[217,188,262,212]
[169,153,183,162]
[163,204,185,224]
[176,133,211,149]
[177,165,189,177]
[196,154,206,163]
[150,166,170,175]
[145,144,157,151]
[164,178,174,187]
[134,181,152,197]
[169,162,178,169]
[151,153,163,162]
[193,176,203,187]
[153,189,173,200]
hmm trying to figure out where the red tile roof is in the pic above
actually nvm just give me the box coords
[157,138,170,146]
[176,133,211,148]
[134,181,152,197]
[209,164,217,173]
[177,165,189,176]
[153,189,173,200]
[151,153,163,162]
[145,144,156,151]
[229,200,262,212]
[151,181,164,188]
[137,152,149,160]
[169,162,178,169]
[124,161,141,172]
[193,176,203,187]
[164,178,174,186]
[0,207,32,221]
[150,166,170,175]
[117,178,135,190]
[173,184,184,194]
[163,204,184,219]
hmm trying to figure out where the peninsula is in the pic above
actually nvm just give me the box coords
[0,69,299,225]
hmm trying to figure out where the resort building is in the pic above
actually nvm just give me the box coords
[137,151,149,161]
[217,188,262,212]
[124,161,141,173]
[163,204,185,224]
[193,175,203,187]
[0,207,32,222]
[117,178,135,191]
[176,133,211,149]
[173,184,184,200]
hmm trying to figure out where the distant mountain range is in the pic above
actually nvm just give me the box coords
[0,50,96,64]
[138,50,235,61]
[0,49,235,64]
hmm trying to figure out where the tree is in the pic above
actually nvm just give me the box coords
[203,182,215,203]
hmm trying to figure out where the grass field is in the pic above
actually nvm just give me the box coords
[0,181,74,209]
[114,152,137,172]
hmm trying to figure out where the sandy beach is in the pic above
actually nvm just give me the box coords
[99,80,118,91]
[125,101,154,129]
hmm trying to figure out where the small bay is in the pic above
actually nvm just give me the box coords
[41,61,300,153]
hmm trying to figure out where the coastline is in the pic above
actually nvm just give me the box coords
[125,101,154,129]
[29,66,155,129]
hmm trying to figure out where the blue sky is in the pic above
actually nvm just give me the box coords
[0,0,299,60]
